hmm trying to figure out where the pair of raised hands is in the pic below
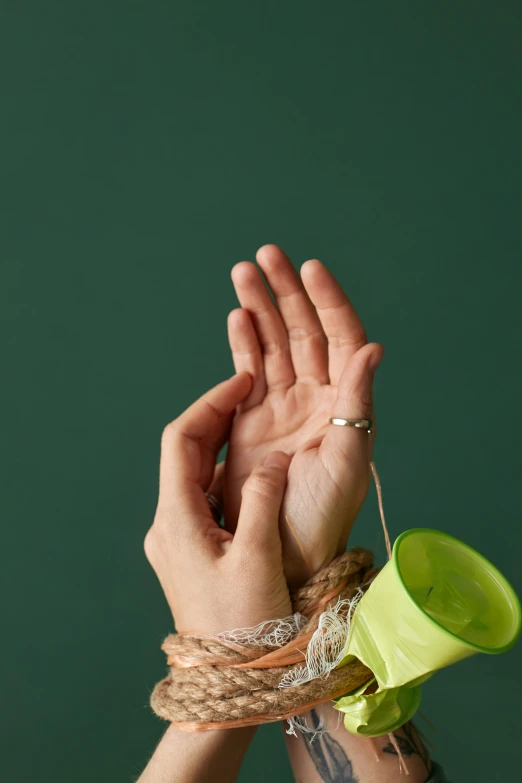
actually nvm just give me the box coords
[145,245,383,635]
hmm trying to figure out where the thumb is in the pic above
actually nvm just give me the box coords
[232,451,291,552]
[158,371,251,510]
[324,342,384,461]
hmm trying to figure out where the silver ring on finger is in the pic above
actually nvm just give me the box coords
[329,417,373,434]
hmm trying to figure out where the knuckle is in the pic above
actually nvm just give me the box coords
[330,328,367,349]
[261,339,287,357]
[287,326,326,344]
[244,467,281,499]
[287,326,310,343]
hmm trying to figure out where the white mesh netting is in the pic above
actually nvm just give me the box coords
[216,612,307,648]
[215,589,364,738]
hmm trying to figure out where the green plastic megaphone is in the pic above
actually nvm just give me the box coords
[335,679,422,738]
[335,528,521,735]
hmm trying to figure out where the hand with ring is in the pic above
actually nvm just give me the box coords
[223,245,384,586]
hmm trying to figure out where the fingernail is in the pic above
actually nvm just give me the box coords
[264,451,289,469]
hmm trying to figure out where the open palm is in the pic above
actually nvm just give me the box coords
[223,246,383,586]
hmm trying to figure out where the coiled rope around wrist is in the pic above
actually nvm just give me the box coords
[151,547,378,731]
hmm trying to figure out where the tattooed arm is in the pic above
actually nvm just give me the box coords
[285,705,439,783]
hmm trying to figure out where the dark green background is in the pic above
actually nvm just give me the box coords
[2,2,521,781]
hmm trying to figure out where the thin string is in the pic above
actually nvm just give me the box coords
[372,461,408,772]
[387,731,410,775]
[418,711,438,734]
[370,461,392,560]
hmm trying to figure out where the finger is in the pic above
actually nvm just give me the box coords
[206,461,225,523]
[227,308,267,410]
[232,451,291,552]
[158,372,252,510]
[301,259,367,386]
[207,461,225,505]
[322,343,384,462]
[256,245,329,385]
[231,261,295,391]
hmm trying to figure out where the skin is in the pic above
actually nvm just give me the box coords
[144,372,293,636]
[139,247,431,782]
[286,705,432,783]
[224,245,384,586]
[141,373,293,783]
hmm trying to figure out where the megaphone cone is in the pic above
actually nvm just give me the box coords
[344,528,521,690]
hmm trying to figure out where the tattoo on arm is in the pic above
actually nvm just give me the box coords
[301,709,359,783]
[382,721,432,776]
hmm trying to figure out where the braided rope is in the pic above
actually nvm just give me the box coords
[151,548,376,730]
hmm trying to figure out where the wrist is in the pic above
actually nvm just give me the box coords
[139,724,257,783]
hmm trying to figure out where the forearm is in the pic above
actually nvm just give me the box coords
[138,724,256,783]
[285,704,431,783]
